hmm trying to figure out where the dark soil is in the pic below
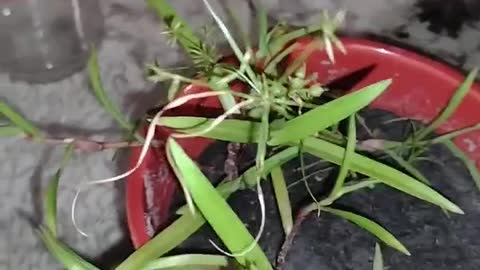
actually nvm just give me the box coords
[169,109,480,270]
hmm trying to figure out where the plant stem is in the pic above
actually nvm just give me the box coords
[319,179,380,206]
[26,136,159,152]
[276,208,310,270]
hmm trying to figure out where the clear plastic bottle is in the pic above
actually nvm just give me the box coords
[0,0,103,83]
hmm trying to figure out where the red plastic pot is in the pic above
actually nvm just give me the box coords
[126,37,480,248]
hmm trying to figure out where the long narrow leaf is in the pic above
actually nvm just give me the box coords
[117,148,298,270]
[0,125,23,137]
[416,68,478,140]
[431,123,480,144]
[201,0,243,61]
[373,243,384,270]
[309,206,409,255]
[44,144,75,236]
[0,101,40,137]
[88,49,135,132]
[384,149,430,185]
[142,254,229,270]
[166,138,272,269]
[268,23,325,57]
[444,140,480,191]
[117,211,204,270]
[331,114,356,195]
[271,166,293,235]
[147,0,202,51]
[257,5,268,57]
[157,116,260,143]
[37,227,99,270]
[302,137,464,214]
[269,79,392,145]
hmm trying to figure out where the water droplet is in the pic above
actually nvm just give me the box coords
[45,62,54,69]
[2,8,11,16]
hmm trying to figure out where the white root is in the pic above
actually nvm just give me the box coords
[70,91,233,236]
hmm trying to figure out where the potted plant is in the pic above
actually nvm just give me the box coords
[1,0,480,269]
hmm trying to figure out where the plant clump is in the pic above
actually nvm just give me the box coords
[1,0,479,269]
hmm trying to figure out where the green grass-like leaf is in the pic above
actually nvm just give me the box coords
[302,137,464,214]
[269,79,392,145]
[88,49,135,133]
[0,101,40,137]
[384,149,430,185]
[166,138,272,269]
[116,211,205,270]
[271,166,293,235]
[201,0,244,62]
[142,254,230,270]
[431,123,480,144]
[416,68,478,140]
[331,114,356,195]
[312,206,410,255]
[373,243,384,270]
[444,140,480,191]
[0,125,23,137]
[268,23,325,57]
[44,144,75,236]
[37,227,99,270]
[147,0,202,52]
[257,5,269,58]
[158,116,260,143]
[118,148,297,270]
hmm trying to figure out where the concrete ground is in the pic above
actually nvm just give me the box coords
[0,0,479,269]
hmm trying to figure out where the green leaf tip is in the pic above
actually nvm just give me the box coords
[302,137,464,215]
[320,206,411,255]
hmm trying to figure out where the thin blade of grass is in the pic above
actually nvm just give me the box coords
[201,0,243,61]
[416,68,478,140]
[117,147,298,270]
[271,166,293,235]
[443,140,480,191]
[116,211,205,270]
[87,49,136,133]
[384,149,430,185]
[304,205,410,255]
[157,116,260,143]
[222,3,250,50]
[373,243,384,270]
[208,77,240,113]
[44,144,75,236]
[269,79,392,145]
[0,101,40,137]
[0,125,23,137]
[331,114,356,195]
[257,5,268,58]
[167,77,181,102]
[37,227,99,270]
[301,137,464,214]
[142,254,230,270]
[268,23,324,57]
[264,42,298,75]
[166,138,272,269]
[431,123,480,144]
[147,0,202,51]
[201,0,260,91]
[281,40,322,80]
